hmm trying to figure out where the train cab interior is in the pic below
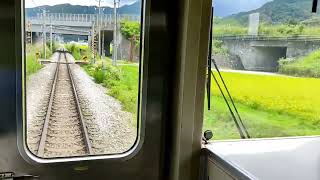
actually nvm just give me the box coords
[1,0,320,179]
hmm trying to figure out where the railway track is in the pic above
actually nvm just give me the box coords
[37,51,92,158]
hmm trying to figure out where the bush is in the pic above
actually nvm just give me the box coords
[279,50,320,78]
[212,40,228,55]
[82,59,139,114]
[65,43,89,60]
[26,54,43,78]
[213,25,247,36]
[120,21,140,47]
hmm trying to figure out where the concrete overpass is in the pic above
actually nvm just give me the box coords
[27,13,140,35]
[26,13,140,57]
[214,35,320,72]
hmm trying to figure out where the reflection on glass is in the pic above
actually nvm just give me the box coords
[25,0,141,158]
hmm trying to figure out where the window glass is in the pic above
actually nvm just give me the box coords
[204,0,320,140]
[25,0,142,158]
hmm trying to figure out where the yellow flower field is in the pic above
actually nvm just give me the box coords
[210,71,320,135]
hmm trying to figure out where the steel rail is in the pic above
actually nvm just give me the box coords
[37,51,93,157]
[37,53,61,157]
[64,52,93,155]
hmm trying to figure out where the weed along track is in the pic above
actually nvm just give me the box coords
[37,51,92,158]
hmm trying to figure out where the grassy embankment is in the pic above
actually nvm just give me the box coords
[279,50,320,78]
[213,23,320,37]
[81,20,140,119]
[82,59,139,126]
[26,43,56,79]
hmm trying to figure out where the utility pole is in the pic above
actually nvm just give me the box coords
[50,24,53,52]
[98,0,102,57]
[112,0,119,66]
[42,9,47,60]
[102,31,105,57]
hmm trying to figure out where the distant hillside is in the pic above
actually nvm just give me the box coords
[26,1,141,17]
[223,0,318,25]
[213,0,272,17]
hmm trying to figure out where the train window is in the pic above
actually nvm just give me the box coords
[24,0,142,159]
[205,0,320,140]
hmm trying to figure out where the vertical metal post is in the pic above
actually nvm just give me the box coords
[98,0,102,57]
[113,0,118,66]
[43,9,47,60]
[102,31,105,57]
[50,24,53,52]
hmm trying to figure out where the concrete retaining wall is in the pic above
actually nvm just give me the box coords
[217,37,320,72]
[213,54,244,70]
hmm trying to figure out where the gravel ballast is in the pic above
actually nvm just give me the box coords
[70,62,136,154]
[26,60,57,154]
[26,52,137,156]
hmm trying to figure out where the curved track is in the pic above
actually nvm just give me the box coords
[37,51,92,158]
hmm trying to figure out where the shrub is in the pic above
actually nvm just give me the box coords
[25,44,45,78]
[120,21,140,47]
[82,59,139,114]
[279,50,320,78]
[212,40,228,55]
[26,54,43,78]
[64,43,88,60]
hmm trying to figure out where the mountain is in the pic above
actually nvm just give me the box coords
[223,0,317,24]
[213,0,272,17]
[25,1,141,17]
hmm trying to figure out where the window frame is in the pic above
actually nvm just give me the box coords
[18,0,147,163]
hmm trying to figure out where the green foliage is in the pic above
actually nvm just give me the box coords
[26,54,43,78]
[214,0,320,37]
[212,23,320,37]
[212,40,228,55]
[65,43,89,60]
[259,23,305,36]
[120,21,140,39]
[279,50,320,78]
[120,21,140,47]
[204,71,320,139]
[213,25,247,36]
[82,59,139,114]
[46,41,60,53]
[224,0,313,25]
[25,45,44,78]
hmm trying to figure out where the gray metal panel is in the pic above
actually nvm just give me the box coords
[205,137,320,180]
[0,0,173,179]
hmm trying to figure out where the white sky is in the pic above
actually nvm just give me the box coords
[25,0,136,8]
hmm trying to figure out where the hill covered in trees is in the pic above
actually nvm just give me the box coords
[221,0,318,25]
[26,1,141,17]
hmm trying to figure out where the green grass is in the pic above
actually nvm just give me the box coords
[26,45,45,79]
[279,50,320,78]
[213,24,320,37]
[205,72,320,139]
[65,43,90,60]
[204,96,320,140]
[213,25,247,36]
[26,54,43,79]
[83,57,320,140]
[82,59,139,115]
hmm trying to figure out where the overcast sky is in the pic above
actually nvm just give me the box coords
[25,0,137,8]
